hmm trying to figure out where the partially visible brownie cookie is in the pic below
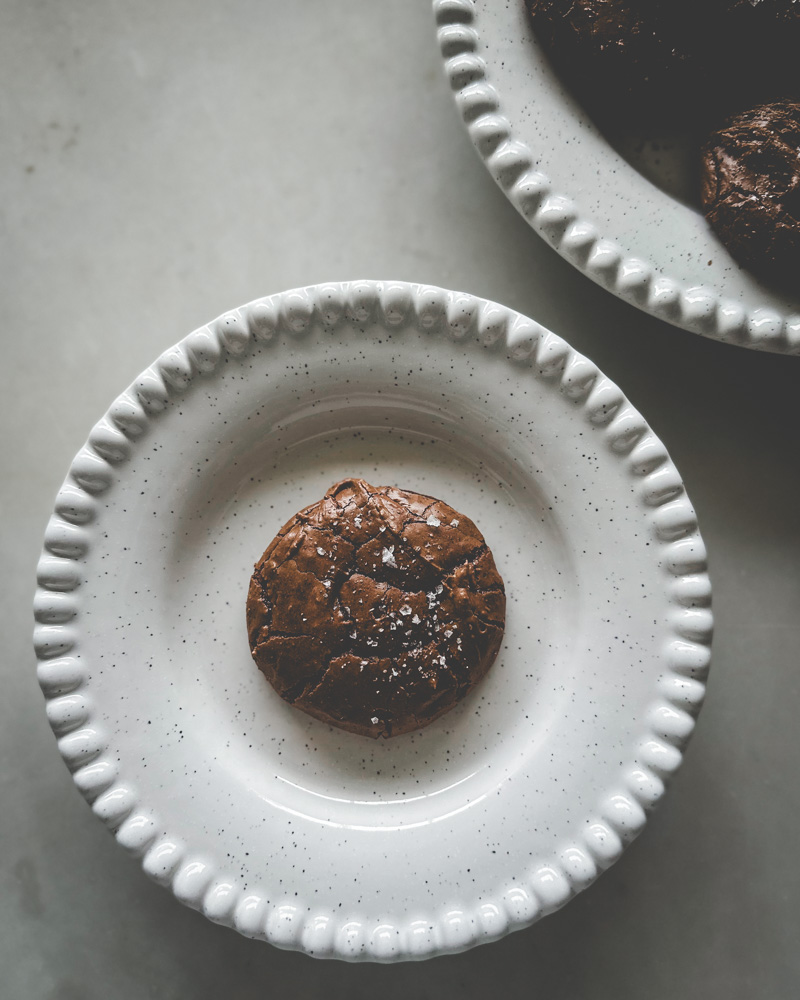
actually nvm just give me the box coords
[524,0,702,121]
[246,478,505,739]
[701,100,800,283]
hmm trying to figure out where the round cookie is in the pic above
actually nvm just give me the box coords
[524,0,702,121]
[701,100,800,283]
[246,478,506,739]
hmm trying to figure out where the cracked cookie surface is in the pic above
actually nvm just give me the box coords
[246,478,506,738]
[701,100,800,285]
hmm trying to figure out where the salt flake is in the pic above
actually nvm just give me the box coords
[381,546,397,568]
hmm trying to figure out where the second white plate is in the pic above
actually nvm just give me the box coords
[434,0,800,355]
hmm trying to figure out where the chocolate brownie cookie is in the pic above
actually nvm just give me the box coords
[524,0,702,121]
[246,478,505,739]
[701,100,800,283]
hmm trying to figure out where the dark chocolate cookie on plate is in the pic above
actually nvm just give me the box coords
[524,0,705,122]
[247,478,506,739]
[701,100,800,285]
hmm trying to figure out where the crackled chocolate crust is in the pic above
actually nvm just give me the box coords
[701,101,800,283]
[524,0,702,121]
[246,479,505,739]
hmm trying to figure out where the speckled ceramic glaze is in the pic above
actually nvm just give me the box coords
[433,0,800,355]
[33,281,712,961]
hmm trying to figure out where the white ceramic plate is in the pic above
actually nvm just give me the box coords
[433,0,800,355]
[34,280,711,962]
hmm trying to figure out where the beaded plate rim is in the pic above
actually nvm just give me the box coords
[33,280,712,962]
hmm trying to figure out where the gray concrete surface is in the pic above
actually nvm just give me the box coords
[2,2,799,997]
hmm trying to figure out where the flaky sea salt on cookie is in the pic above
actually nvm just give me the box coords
[246,478,505,738]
